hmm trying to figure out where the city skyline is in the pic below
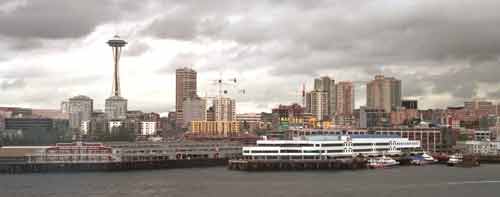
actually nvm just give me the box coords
[2,1,500,114]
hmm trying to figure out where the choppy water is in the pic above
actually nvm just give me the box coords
[1,165,500,197]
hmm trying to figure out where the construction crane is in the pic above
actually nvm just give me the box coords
[202,74,246,101]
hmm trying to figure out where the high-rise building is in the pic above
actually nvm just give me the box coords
[309,90,329,121]
[213,97,236,121]
[305,92,312,113]
[175,68,197,127]
[366,75,402,112]
[313,76,336,116]
[67,95,93,130]
[182,96,207,128]
[105,35,128,120]
[306,76,336,120]
[335,81,354,115]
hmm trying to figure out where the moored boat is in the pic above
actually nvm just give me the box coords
[411,152,438,165]
[368,155,400,169]
[447,154,463,166]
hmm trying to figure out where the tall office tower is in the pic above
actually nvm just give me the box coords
[105,35,128,120]
[335,81,355,115]
[366,75,401,112]
[305,92,312,113]
[175,67,197,127]
[309,90,329,121]
[313,76,336,117]
[213,97,236,121]
[314,76,332,92]
[67,95,93,129]
[182,96,207,128]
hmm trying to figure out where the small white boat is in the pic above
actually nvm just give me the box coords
[368,155,400,169]
[447,154,463,166]
[411,152,438,165]
[422,153,438,163]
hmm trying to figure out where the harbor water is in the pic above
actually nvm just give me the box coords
[1,165,500,197]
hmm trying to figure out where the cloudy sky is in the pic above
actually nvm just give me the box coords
[1,0,500,114]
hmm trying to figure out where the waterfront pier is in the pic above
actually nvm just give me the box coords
[0,159,228,174]
[228,158,367,171]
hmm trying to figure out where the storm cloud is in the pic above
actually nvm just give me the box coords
[1,0,500,112]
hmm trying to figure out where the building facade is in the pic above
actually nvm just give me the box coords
[140,122,157,136]
[105,96,127,120]
[335,81,354,116]
[366,75,402,112]
[175,68,197,127]
[182,97,207,128]
[213,97,236,121]
[456,141,500,155]
[237,113,263,131]
[359,107,390,128]
[190,121,241,137]
[308,90,329,121]
[67,95,93,130]
[108,121,123,133]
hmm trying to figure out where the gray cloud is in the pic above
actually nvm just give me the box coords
[124,41,150,57]
[158,53,199,73]
[0,66,47,79]
[1,78,26,90]
[3,0,500,111]
[0,0,151,40]
[141,0,500,107]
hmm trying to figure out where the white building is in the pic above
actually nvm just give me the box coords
[308,90,329,121]
[80,120,90,135]
[141,121,157,136]
[243,135,420,160]
[108,121,122,132]
[237,113,262,122]
[213,97,236,121]
[66,95,93,129]
[456,141,500,155]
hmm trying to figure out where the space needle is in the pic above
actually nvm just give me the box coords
[105,35,128,120]
[107,35,127,97]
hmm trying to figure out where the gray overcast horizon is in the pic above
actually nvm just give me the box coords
[1,0,500,114]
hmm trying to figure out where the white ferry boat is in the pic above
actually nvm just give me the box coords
[242,135,420,160]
